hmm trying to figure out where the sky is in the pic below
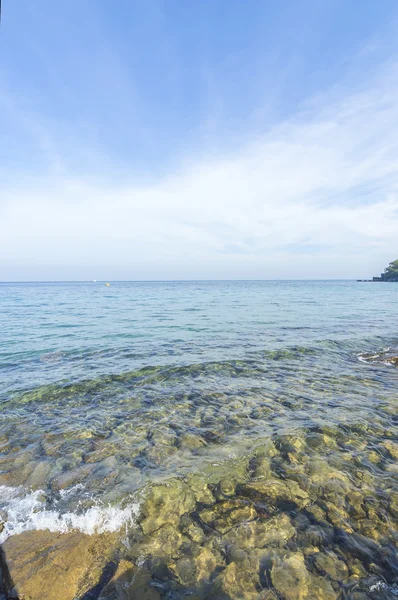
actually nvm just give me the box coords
[1,0,398,280]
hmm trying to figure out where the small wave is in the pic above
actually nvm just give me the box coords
[357,347,398,366]
[0,485,139,544]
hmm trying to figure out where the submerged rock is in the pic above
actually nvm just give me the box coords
[185,472,215,504]
[225,512,295,549]
[307,573,339,600]
[140,524,183,558]
[172,544,223,588]
[178,432,207,450]
[199,499,256,534]
[50,463,95,491]
[210,559,260,600]
[2,422,398,600]
[382,440,398,460]
[311,550,349,581]
[98,560,161,600]
[139,479,196,535]
[238,478,310,509]
[270,552,309,600]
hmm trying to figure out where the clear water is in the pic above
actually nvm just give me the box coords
[1,280,397,393]
[0,281,397,595]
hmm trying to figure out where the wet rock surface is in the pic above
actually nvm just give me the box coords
[2,424,397,600]
[0,530,118,600]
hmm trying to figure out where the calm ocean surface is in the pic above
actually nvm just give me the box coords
[1,280,397,395]
[0,280,397,594]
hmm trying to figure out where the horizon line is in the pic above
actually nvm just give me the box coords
[0,278,366,283]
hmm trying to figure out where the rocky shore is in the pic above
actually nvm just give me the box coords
[1,424,398,600]
[358,259,398,282]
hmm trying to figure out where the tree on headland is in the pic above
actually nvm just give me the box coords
[382,259,398,281]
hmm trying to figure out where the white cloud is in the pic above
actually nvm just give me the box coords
[1,60,398,280]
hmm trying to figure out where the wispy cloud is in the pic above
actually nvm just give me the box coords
[1,56,398,279]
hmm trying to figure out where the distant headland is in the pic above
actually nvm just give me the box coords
[358,259,398,282]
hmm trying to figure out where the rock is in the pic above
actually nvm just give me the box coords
[306,432,338,451]
[1,530,117,600]
[270,552,309,600]
[172,544,222,587]
[98,560,161,600]
[139,480,196,535]
[253,440,279,459]
[225,513,295,549]
[26,460,52,489]
[275,434,306,455]
[199,500,256,534]
[187,456,250,503]
[359,519,383,542]
[50,463,95,491]
[324,502,353,532]
[346,491,366,519]
[147,426,177,446]
[210,560,260,600]
[385,356,398,365]
[307,573,339,599]
[252,455,272,479]
[382,440,398,460]
[238,478,309,509]
[184,473,215,504]
[215,475,241,498]
[307,460,350,487]
[367,450,382,464]
[145,443,176,465]
[140,524,182,557]
[180,516,206,544]
[178,432,207,450]
[349,558,367,579]
[312,551,349,581]
[258,592,279,600]
[306,504,327,523]
[389,498,398,520]
[297,523,335,549]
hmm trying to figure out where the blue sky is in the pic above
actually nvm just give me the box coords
[1,0,398,280]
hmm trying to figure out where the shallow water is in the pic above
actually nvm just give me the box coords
[0,281,397,598]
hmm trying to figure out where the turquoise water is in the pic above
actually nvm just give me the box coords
[1,280,397,394]
[0,280,397,492]
[0,281,397,597]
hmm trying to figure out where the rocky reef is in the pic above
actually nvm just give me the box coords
[1,425,398,600]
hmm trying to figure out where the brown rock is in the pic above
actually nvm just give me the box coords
[98,560,161,600]
[225,513,295,549]
[140,524,182,558]
[270,552,309,600]
[139,480,196,535]
[312,551,349,581]
[238,478,310,509]
[210,560,260,600]
[172,545,222,587]
[199,500,256,534]
[307,572,339,599]
[1,530,117,600]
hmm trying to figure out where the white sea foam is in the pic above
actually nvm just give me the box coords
[357,352,380,363]
[369,581,398,595]
[0,485,140,544]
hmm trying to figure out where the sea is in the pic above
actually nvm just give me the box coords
[0,280,397,585]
